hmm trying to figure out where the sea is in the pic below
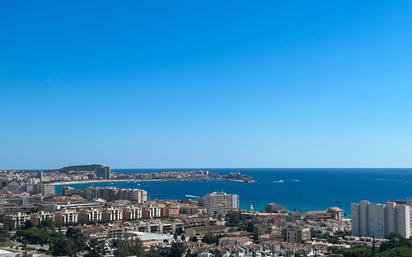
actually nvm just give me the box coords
[55,168,412,215]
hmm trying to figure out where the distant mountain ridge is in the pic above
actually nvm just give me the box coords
[46,164,108,173]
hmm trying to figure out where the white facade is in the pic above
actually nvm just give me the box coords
[120,188,148,203]
[368,203,385,238]
[352,200,412,238]
[359,200,369,236]
[144,203,161,218]
[202,191,240,216]
[81,208,103,222]
[103,207,123,221]
[384,202,396,237]
[397,204,410,238]
[5,212,31,229]
[41,184,55,196]
[124,205,143,220]
[59,209,79,224]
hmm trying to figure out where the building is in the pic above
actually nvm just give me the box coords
[329,207,344,220]
[84,187,100,200]
[62,186,86,198]
[79,208,103,222]
[352,200,411,238]
[84,187,148,203]
[282,225,311,243]
[102,207,123,222]
[304,210,333,221]
[41,184,55,196]
[202,191,239,217]
[162,206,180,217]
[219,237,252,248]
[95,166,111,179]
[55,209,79,224]
[123,205,143,220]
[143,203,162,219]
[119,188,148,203]
[38,171,44,182]
[5,212,32,229]
[30,211,55,226]
[265,203,289,213]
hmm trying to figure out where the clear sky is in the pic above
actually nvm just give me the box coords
[1,1,412,169]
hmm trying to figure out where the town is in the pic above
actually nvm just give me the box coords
[16,165,255,185]
[0,167,411,257]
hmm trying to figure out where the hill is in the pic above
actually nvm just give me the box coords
[46,164,107,173]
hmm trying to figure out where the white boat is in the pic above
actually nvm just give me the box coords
[185,194,200,198]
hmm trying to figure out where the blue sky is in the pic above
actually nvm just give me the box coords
[1,1,412,169]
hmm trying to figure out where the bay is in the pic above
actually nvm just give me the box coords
[55,168,412,215]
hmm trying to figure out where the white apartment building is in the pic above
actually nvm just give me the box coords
[122,189,148,203]
[143,203,162,219]
[56,209,79,224]
[123,205,143,220]
[33,211,55,224]
[5,211,54,229]
[202,191,240,216]
[5,212,32,229]
[352,200,411,238]
[79,208,103,222]
[102,207,123,221]
[41,184,55,196]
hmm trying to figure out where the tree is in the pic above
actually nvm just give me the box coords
[24,220,34,229]
[114,239,144,257]
[189,236,198,242]
[342,246,373,257]
[201,234,219,245]
[50,238,77,256]
[328,246,343,255]
[66,227,86,251]
[227,227,238,233]
[380,233,411,252]
[371,237,377,257]
[169,242,186,257]
[85,238,107,257]
[378,247,412,257]
[245,222,254,233]
[175,226,184,235]
[0,226,9,242]
[39,219,55,230]
[327,236,340,244]
[225,211,242,226]
[146,249,162,257]
[210,249,223,257]
[185,249,198,257]
[66,227,81,239]
[16,227,63,244]
[30,207,42,213]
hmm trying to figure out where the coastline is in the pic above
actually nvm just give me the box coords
[48,177,253,186]
[49,169,412,214]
